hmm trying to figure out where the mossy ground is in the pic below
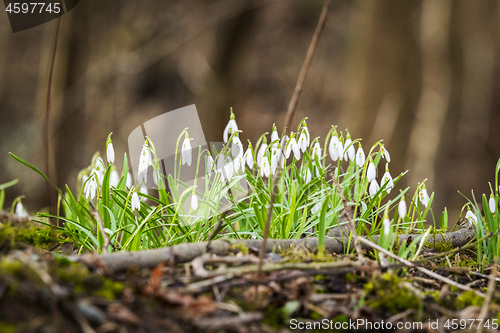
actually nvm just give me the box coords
[1,218,499,332]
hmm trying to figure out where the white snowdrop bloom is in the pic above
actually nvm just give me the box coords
[312,142,321,162]
[281,135,289,152]
[286,137,300,160]
[257,143,268,166]
[398,198,407,219]
[15,202,27,219]
[103,228,113,236]
[238,154,246,172]
[138,144,152,183]
[206,155,214,174]
[181,135,192,166]
[216,155,226,181]
[232,136,243,158]
[270,147,283,176]
[298,129,308,153]
[106,142,115,164]
[126,172,132,188]
[369,179,380,196]
[380,145,391,162]
[303,126,310,147]
[465,210,477,226]
[109,169,120,188]
[131,192,141,211]
[191,193,198,211]
[343,138,355,162]
[383,218,391,236]
[260,155,271,178]
[419,188,430,207]
[328,135,343,161]
[223,111,238,143]
[489,196,496,214]
[85,176,97,200]
[356,146,365,168]
[244,147,254,169]
[304,168,312,183]
[224,155,234,180]
[271,126,280,150]
[139,184,148,202]
[367,160,376,182]
[381,167,394,193]
[233,154,241,172]
[311,202,321,214]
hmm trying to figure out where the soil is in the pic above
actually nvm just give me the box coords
[1,215,499,333]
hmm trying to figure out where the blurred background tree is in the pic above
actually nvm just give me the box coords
[0,0,499,224]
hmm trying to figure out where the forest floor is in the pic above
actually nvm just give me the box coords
[1,214,499,333]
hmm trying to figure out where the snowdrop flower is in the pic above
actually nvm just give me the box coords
[126,172,132,188]
[343,138,355,162]
[85,176,97,200]
[383,217,391,236]
[304,168,312,183]
[216,155,226,181]
[281,135,289,151]
[398,198,407,219]
[380,164,394,193]
[366,159,376,182]
[312,142,321,163]
[15,202,28,219]
[232,136,243,158]
[206,155,214,174]
[223,108,238,143]
[131,191,141,211]
[311,202,321,214]
[465,210,477,226]
[106,133,115,164]
[139,184,148,202]
[356,144,365,168]
[271,124,280,150]
[233,153,242,172]
[181,134,192,166]
[191,193,198,211]
[328,135,343,161]
[489,195,496,214]
[419,188,430,207]
[224,155,234,180]
[138,142,152,183]
[257,140,268,166]
[109,169,120,187]
[270,146,284,175]
[244,144,254,169]
[260,155,271,178]
[285,135,300,160]
[380,145,391,162]
[369,179,380,196]
[298,125,310,153]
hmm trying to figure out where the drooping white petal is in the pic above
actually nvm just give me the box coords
[369,179,380,196]
[356,147,365,167]
[244,148,254,168]
[311,202,321,214]
[206,155,214,174]
[381,171,394,193]
[15,202,27,219]
[109,169,120,187]
[383,218,391,236]
[270,148,279,175]
[85,177,97,200]
[290,137,300,160]
[489,196,496,214]
[260,156,270,178]
[257,143,267,166]
[131,192,141,211]
[367,162,376,182]
[191,194,198,211]
[224,155,234,180]
[281,135,289,152]
[303,127,310,147]
[304,168,312,183]
[223,119,238,143]
[233,154,241,172]
[106,142,115,164]
[312,142,321,162]
[381,145,391,162]
[419,188,430,207]
[216,155,226,181]
[344,139,355,161]
[298,131,307,153]
[126,172,132,188]
[232,136,243,158]
[181,137,192,166]
[329,136,340,161]
[271,129,280,150]
[138,144,152,177]
[465,210,477,226]
[139,184,148,202]
[398,199,407,219]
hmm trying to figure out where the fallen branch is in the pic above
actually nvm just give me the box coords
[75,227,475,272]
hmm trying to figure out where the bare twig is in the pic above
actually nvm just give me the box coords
[257,0,331,277]
[331,176,364,263]
[356,236,485,297]
[477,262,497,333]
[44,16,62,224]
